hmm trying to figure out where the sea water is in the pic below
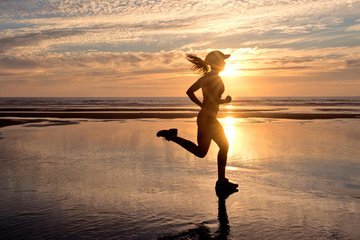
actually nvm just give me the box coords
[1,96,360,113]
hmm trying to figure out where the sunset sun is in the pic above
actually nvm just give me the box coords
[220,62,239,78]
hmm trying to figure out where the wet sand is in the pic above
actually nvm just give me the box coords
[0,119,360,239]
[0,118,80,128]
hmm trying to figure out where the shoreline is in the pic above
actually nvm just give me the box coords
[0,111,360,128]
[0,118,80,128]
[0,111,360,120]
[0,107,288,112]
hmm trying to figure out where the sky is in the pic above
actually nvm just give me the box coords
[0,0,360,97]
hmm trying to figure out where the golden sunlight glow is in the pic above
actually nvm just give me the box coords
[220,117,238,159]
[219,117,251,161]
[220,62,239,78]
[226,166,241,171]
[221,116,237,150]
[224,104,234,110]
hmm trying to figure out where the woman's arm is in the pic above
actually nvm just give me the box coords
[186,78,203,108]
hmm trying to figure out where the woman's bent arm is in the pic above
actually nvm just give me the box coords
[186,78,202,108]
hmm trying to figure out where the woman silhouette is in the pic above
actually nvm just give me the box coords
[157,50,238,190]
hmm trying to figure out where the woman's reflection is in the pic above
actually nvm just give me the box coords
[159,188,238,240]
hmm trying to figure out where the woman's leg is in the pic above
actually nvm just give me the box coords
[212,120,229,181]
[170,126,211,158]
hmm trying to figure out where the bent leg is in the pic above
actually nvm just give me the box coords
[171,127,211,158]
[212,120,229,181]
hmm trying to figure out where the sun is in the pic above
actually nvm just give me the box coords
[219,62,239,78]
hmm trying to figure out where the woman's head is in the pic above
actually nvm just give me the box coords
[205,51,230,71]
[187,50,230,75]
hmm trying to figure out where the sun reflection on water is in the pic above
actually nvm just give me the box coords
[221,117,236,144]
[220,117,238,159]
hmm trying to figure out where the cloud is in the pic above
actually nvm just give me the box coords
[0,50,190,84]
[346,59,360,67]
[2,0,360,54]
[242,66,311,71]
[0,56,39,69]
[0,0,360,96]
[0,29,85,53]
[346,24,360,32]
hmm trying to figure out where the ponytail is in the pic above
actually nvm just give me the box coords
[186,54,209,75]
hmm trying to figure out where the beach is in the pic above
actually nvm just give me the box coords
[1,112,360,239]
[2,0,360,237]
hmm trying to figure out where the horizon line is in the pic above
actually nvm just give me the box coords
[0,95,360,98]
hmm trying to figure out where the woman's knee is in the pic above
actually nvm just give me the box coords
[220,141,229,153]
[196,148,208,158]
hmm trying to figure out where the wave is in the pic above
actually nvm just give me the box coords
[1,97,360,109]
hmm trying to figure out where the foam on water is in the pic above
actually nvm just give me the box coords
[1,96,360,108]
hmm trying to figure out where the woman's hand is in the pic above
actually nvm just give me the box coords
[225,95,232,104]
[218,95,232,104]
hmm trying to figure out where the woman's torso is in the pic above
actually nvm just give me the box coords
[199,71,224,118]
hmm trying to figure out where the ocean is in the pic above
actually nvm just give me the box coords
[1,97,360,118]
[1,96,360,108]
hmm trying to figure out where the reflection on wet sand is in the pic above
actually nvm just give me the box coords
[0,120,360,239]
[159,189,237,240]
